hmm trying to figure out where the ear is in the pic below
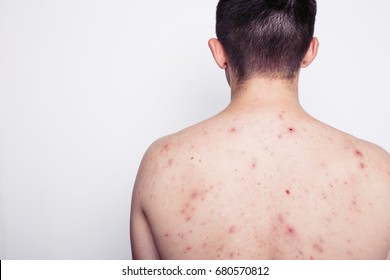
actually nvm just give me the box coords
[208,38,228,69]
[301,37,319,68]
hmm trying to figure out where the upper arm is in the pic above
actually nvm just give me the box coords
[130,192,160,260]
[130,144,162,260]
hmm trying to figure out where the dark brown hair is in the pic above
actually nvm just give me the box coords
[216,0,317,83]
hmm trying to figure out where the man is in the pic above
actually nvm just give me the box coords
[130,0,390,259]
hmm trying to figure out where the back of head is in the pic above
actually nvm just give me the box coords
[216,0,317,83]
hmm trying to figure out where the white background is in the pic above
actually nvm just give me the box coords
[0,0,389,259]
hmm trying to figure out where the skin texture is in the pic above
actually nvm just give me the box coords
[130,38,390,260]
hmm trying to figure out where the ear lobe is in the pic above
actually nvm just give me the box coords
[208,38,228,69]
[301,37,320,68]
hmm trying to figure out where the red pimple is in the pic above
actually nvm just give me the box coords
[228,226,236,234]
[251,162,257,168]
[278,214,285,224]
[190,190,198,199]
[286,226,296,235]
[168,159,174,166]
[229,127,237,133]
[288,127,296,133]
[185,246,192,252]
[355,150,363,157]
[360,163,366,169]
[163,144,170,151]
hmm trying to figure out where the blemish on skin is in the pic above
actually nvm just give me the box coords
[313,243,324,253]
[164,233,169,238]
[251,162,257,168]
[229,252,235,258]
[355,150,363,157]
[177,233,185,239]
[228,226,236,234]
[191,157,194,160]
[310,256,314,260]
[184,246,192,253]
[286,226,296,235]
[168,159,174,166]
[217,245,225,252]
[202,242,207,248]
[163,144,170,152]
[190,190,198,199]
[360,163,366,169]
[229,127,238,133]
[278,214,285,224]
[288,127,296,133]
[285,189,291,195]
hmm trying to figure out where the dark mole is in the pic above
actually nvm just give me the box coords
[164,233,169,238]
[288,127,296,133]
[191,157,194,160]
[285,189,291,195]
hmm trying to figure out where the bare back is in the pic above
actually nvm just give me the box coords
[131,108,390,259]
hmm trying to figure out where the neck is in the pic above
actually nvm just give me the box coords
[227,76,303,113]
